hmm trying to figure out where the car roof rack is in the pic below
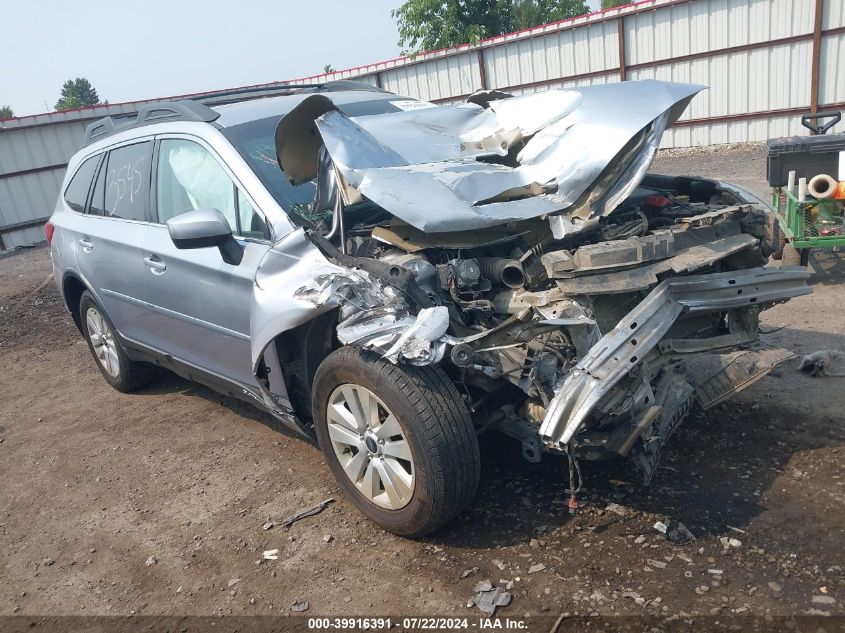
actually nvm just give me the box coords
[82,100,220,146]
[82,80,390,147]
[186,80,389,106]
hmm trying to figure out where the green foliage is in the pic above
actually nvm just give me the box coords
[600,0,629,8]
[392,0,589,53]
[55,78,100,111]
[0,105,13,119]
[323,64,336,73]
[514,0,591,29]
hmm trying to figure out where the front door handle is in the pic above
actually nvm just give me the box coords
[144,255,166,274]
[78,236,93,251]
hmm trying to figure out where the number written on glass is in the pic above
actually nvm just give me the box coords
[107,156,145,216]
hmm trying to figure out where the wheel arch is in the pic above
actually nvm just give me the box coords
[255,309,341,437]
[61,271,92,333]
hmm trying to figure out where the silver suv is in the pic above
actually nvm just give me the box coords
[49,80,810,537]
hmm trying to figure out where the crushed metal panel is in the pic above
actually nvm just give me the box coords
[276,80,705,233]
[382,306,450,364]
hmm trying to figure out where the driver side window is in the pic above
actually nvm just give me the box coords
[156,139,269,240]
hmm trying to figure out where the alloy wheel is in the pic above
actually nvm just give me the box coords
[85,307,120,378]
[326,384,415,510]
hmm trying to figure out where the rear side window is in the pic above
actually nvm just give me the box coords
[103,141,153,221]
[63,155,100,212]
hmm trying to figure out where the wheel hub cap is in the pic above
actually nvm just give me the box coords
[364,435,378,454]
[326,384,415,510]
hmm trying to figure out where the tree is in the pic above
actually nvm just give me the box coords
[323,64,336,73]
[392,0,589,53]
[514,0,590,29]
[0,105,13,119]
[600,0,628,8]
[55,78,100,111]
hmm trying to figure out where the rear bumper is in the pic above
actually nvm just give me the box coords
[538,266,812,448]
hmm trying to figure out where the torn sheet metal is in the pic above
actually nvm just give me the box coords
[275,80,704,233]
[538,267,812,448]
[293,269,401,311]
[295,270,450,364]
[336,305,450,365]
[382,306,450,364]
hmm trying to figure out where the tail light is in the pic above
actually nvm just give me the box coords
[44,221,55,245]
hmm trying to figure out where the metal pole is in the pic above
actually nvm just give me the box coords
[618,17,627,82]
[810,0,825,113]
[477,50,488,90]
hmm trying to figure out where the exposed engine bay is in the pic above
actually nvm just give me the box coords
[274,81,811,486]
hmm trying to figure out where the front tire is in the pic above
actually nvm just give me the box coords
[313,347,480,537]
[79,291,158,393]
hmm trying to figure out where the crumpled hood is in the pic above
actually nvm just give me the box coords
[275,80,704,233]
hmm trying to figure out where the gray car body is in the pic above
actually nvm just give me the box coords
[50,90,387,425]
[50,82,809,457]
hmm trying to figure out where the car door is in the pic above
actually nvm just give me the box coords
[135,136,272,388]
[71,141,154,341]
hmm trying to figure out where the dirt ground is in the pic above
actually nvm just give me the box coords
[1,145,843,622]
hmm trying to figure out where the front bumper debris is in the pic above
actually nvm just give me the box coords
[538,266,812,448]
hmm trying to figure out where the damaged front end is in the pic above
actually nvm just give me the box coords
[279,80,811,484]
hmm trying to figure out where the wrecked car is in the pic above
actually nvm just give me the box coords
[48,79,810,537]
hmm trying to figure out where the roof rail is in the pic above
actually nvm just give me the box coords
[186,83,326,104]
[323,79,389,93]
[186,80,390,107]
[82,80,391,146]
[82,100,220,146]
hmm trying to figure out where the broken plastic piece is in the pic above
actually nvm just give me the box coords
[280,498,335,530]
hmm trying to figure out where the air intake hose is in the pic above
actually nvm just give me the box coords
[477,257,526,289]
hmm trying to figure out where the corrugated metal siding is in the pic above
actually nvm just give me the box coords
[360,0,838,152]
[630,35,815,145]
[820,32,844,104]
[0,85,297,249]
[0,168,64,248]
[2,0,843,249]
[823,0,845,29]
[0,121,87,174]
[0,99,176,249]
[380,52,481,101]
[483,20,619,91]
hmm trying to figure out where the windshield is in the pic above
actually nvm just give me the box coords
[221,97,410,227]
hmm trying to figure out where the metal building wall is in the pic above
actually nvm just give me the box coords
[2,0,844,250]
[296,0,844,146]
[0,100,170,249]
[0,83,307,250]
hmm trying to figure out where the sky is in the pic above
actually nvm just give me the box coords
[2,0,601,118]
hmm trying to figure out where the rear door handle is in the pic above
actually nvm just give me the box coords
[78,236,93,251]
[144,254,166,274]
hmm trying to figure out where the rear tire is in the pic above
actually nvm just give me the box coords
[79,291,158,393]
[312,347,480,537]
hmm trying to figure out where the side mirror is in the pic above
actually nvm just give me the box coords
[167,208,244,265]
